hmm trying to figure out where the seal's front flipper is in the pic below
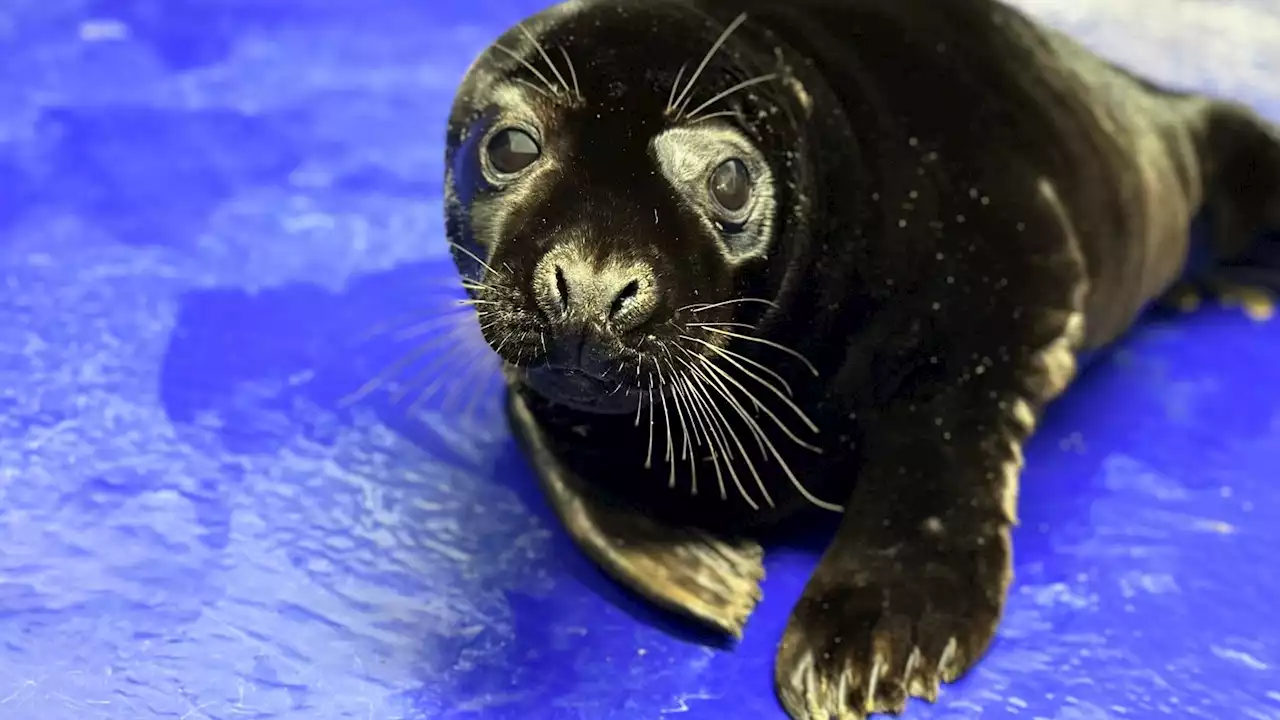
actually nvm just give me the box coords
[773,307,1083,719]
[506,388,765,637]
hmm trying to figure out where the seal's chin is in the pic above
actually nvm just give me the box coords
[524,366,640,415]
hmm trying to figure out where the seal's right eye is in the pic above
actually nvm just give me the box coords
[708,158,753,228]
[486,128,541,176]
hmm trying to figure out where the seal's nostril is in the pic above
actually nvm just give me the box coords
[554,264,570,311]
[539,252,656,331]
[610,279,640,319]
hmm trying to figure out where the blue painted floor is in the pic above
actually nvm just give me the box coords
[1,1,1278,718]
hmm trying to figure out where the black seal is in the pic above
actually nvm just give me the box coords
[443,0,1280,716]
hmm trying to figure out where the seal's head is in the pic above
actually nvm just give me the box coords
[443,1,816,414]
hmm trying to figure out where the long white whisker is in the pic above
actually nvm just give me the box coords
[437,344,502,416]
[491,42,560,96]
[676,372,729,501]
[665,363,702,495]
[394,314,481,342]
[666,62,688,112]
[517,24,572,97]
[678,348,765,457]
[688,109,745,125]
[682,350,840,511]
[666,366,696,460]
[685,73,779,121]
[694,349,821,447]
[557,45,581,100]
[671,12,750,117]
[644,376,656,469]
[678,355,764,509]
[352,305,475,346]
[341,329,467,408]
[680,297,778,313]
[683,334,794,397]
[656,363,678,489]
[393,340,481,405]
[697,326,820,377]
[685,321,757,331]
[513,77,554,100]
[448,240,504,279]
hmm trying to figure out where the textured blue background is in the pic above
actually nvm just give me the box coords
[1,1,1278,718]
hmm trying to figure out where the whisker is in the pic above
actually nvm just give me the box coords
[492,331,515,357]
[513,77,555,100]
[517,24,573,97]
[694,349,820,446]
[491,42,560,96]
[350,305,474,346]
[686,348,834,509]
[698,326,819,377]
[439,346,502,417]
[674,384,698,494]
[406,339,497,413]
[664,364,699,495]
[684,350,841,512]
[666,62,688,113]
[677,355,763,509]
[675,371,729,501]
[656,364,678,489]
[666,365,695,461]
[679,297,778,313]
[682,333,794,397]
[340,335,453,408]
[685,73,779,121]
[448,240,504,279]
[391,342,474,404]
[678,348,765,457]
[671,12,750,118]
[394,314,481,342]
[688,109,745,125]
[686,321,757,331]
[634,374,645,426]
[557,45,582,101]
[644,375,656,469]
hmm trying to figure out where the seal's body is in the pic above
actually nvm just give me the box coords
[443,0,1280,716]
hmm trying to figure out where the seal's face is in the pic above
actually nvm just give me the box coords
[445,2,803,414]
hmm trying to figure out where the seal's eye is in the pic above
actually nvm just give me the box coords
[709,158,752,218]
[486,128,541,176]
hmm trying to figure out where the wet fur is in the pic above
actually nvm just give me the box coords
[443,0,1280,717]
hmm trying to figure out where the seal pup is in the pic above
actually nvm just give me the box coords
[441,0,1280,716]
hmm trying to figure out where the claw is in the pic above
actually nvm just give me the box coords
[905,643,940,703]
[938,637,964,683]
[862,650,885,714]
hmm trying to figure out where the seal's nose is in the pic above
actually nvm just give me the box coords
[537,250,658,334]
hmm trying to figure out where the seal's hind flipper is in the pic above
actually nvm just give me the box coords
[506,388,765,637]
[1161,100,1280,318]
[1196,101,1280,262]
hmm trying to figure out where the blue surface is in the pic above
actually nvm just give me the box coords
[1,1,1279,718]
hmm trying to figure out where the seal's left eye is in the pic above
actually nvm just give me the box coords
[709,158,752,217]
[487,128,541,175]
